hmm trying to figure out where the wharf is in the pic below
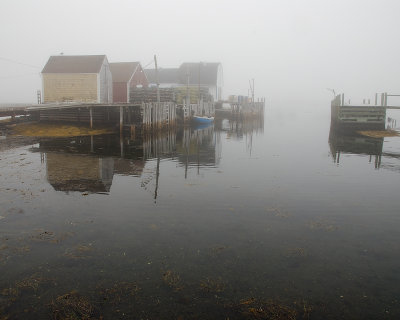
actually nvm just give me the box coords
[331,94,387,130]
[1,97,266,133]
[0,105,31,117]
[215,99,265,119]
[2,102,177,134]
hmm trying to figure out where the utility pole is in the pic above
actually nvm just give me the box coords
[198,62,201,107]
[154,55,160,103]
[186,66,190,109]
[249,79,255,106]
[252,79,255,106]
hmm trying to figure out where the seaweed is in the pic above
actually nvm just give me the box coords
[199,277,225,293]
[49,291,99,320]
[162,270,184,291]
[236,298,298,320]
[308,219,337,232]
[11,123,115,138]
[63,244,93,260]
[285,247,307,258]
[98,281,140,306]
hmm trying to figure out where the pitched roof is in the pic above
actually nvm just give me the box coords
[144,68,179,84]
[109,62,140,83]
[42,55,107,74]
[145,62,221,86]
[179,62,221,86]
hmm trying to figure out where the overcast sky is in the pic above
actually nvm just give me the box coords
[1,0,400,106]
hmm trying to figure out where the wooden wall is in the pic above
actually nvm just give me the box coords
[99,62,113,103]
[113,82,128,103]
[46,153,114,192]
[141,102,177,130]
[43,73,98,103]
[130,64,149,89]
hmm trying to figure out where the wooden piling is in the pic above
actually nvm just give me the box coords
[130,125,136,139]
[120,106,123,135]
[89,107,93,128]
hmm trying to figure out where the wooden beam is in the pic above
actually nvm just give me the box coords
[120,106,123,134]
[89,107,93,128]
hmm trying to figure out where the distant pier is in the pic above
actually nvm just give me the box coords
[215,97,265,120]
[331,93,387,130]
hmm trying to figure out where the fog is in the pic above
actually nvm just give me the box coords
[1,0,400,107]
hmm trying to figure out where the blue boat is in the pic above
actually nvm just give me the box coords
[192,116,214,124]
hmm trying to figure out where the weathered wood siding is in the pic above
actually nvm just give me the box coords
[43,73,98,103]
[46,153,113,192]
[38,106,117,124]
[113,82,128,103]
[141,102,177,130]
[130,64,149,89]
[99,61,113,103]
[216,64,223,101]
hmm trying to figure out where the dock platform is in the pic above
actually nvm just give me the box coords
[2,102,177,134]
[331,94,386,130]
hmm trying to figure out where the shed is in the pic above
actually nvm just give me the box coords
[145,62,223,101]
[109,62,148,103]
[144,68,180,87]
[41,55,113,103]
[179,62,223,101]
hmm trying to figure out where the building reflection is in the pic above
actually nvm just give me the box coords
[214,117,264,140]
[34,126,217,194]
[215,117,264,156]
[328,124,383,168]
[46,153,114,193]
[34,118,264,196]
[176,125,221,177]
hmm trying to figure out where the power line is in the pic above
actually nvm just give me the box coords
[143,59,155,69]
[0,56,41,69]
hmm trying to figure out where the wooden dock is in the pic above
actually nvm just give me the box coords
[215,99,265,119]
[0,105,31,117]
[331,94,386,130]
[22,102,177,134]
[329,124,383,168]
[2,100,218,132]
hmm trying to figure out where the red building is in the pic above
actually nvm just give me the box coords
[109,62,148,103]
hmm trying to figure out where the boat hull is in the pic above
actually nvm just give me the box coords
[193,116,214,124]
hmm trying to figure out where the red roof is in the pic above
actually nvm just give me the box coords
[109,62,140,83]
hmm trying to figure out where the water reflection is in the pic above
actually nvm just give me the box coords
[33,119,263,194]
[215,117,264,140]
[328,124,383,168]
[45,153,114,193]
[3,111,400,319]
[177,125,221,178]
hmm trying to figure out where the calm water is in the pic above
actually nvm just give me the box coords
[1,106,400,319]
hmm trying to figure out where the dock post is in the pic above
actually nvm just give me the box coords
[120,106,123,135]
[130,125,136,140]
[89,107,93,129]
[120,135,124,158]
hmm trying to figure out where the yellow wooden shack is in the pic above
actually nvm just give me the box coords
[41,55,113,103]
